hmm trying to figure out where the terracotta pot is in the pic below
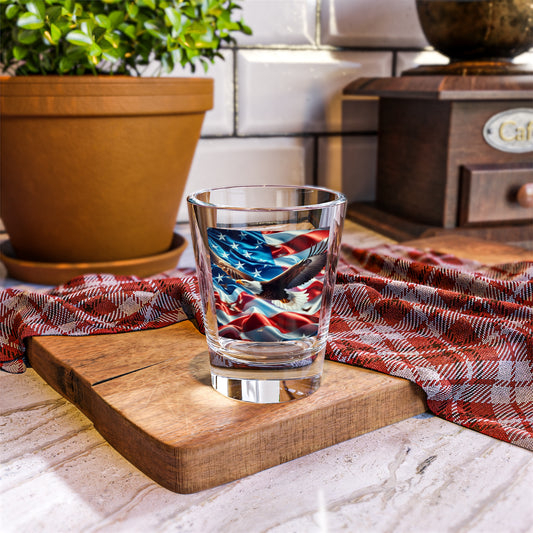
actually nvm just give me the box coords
[0,76,212,264]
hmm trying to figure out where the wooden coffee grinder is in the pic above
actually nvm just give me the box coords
[345,0,533,246]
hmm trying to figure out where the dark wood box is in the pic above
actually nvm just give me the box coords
[344,76,533,244]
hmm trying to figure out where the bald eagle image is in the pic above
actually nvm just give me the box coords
[210,241,328,310]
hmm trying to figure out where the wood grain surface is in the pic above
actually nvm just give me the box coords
[373,97,533,228]
[402,234,533,263]
[347,202,533,245]
[27,321,426,493]
[25,236,529,493]
[459,163,533,225]
[343,75,533,100]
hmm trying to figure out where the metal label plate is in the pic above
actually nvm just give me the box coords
[483,108,533,154]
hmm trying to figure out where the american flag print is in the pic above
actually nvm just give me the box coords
[207,227,330,342]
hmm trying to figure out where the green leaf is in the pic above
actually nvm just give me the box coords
[240,22,252,36]
[80,20,94,36]
[50,22,61,41]
[164,7,181,32]
[65,29,93,46]
[104,32,121,48]
[108,10,124,28]
[95,14,110,29]
[144,20,164,39]
[114,43,129,59]
[45,5,62,22]
[65,45,85,59]
[59,56,74,72]
[161,51,174,73]
[63,0,74,13]
[188,20,206,33]
[183,6,196,18]
[119,23,136,40]
[26,0,45,20]
[17,29,40,44]
[195,26,215,47]
[13,45,28,60]
[184,35,196,49]
[101,44,120,61]
[200,58,210,73]
[1,0,251,75]
[88,42,102,57]
[53,20,70,35]
[93,26,106,40]
[126,3,138,19]
[137,0,155,9]
[17,11,44,30]
[5,4,19,19]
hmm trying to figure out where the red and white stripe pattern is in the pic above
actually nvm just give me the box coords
[328,244,533,450]
[0,271,202,373]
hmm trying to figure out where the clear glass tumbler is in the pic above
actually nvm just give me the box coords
[188,185,346,403]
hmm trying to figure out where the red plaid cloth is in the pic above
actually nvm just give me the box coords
[0,270,202,373]
[1,244,532,450]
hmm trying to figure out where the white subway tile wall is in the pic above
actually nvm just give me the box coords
[237,50,391,135]
[153,49,235,136]
[320,0,427,48]
[236,0,317,46]
[166,0,443,221]
[177,137,313,219]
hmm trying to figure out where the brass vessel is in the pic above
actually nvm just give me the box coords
[407,0,533,75]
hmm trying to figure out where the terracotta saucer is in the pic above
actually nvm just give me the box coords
[0,233,187,286]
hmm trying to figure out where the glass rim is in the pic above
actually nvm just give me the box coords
[187,184,347,212]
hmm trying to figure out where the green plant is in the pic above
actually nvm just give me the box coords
[0,0,251,75]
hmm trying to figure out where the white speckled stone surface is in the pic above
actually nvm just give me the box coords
[1,222,532,532]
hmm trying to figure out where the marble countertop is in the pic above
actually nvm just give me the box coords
[1,222,532,533]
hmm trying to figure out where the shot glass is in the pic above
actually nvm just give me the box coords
[188,185,346,403]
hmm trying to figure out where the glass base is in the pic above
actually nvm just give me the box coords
[211,372,321,403]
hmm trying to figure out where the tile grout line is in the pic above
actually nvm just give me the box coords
[200,132,378,141]
[232,47,239,137]
[224,43,427,53]
[392,50,399,76]
[316,0,322,47]
[312,134,319,187]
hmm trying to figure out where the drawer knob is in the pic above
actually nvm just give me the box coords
[517,183,533,208]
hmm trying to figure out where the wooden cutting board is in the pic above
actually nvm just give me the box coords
[26,235,532,493]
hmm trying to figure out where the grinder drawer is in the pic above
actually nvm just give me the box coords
[459,164,533,226]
